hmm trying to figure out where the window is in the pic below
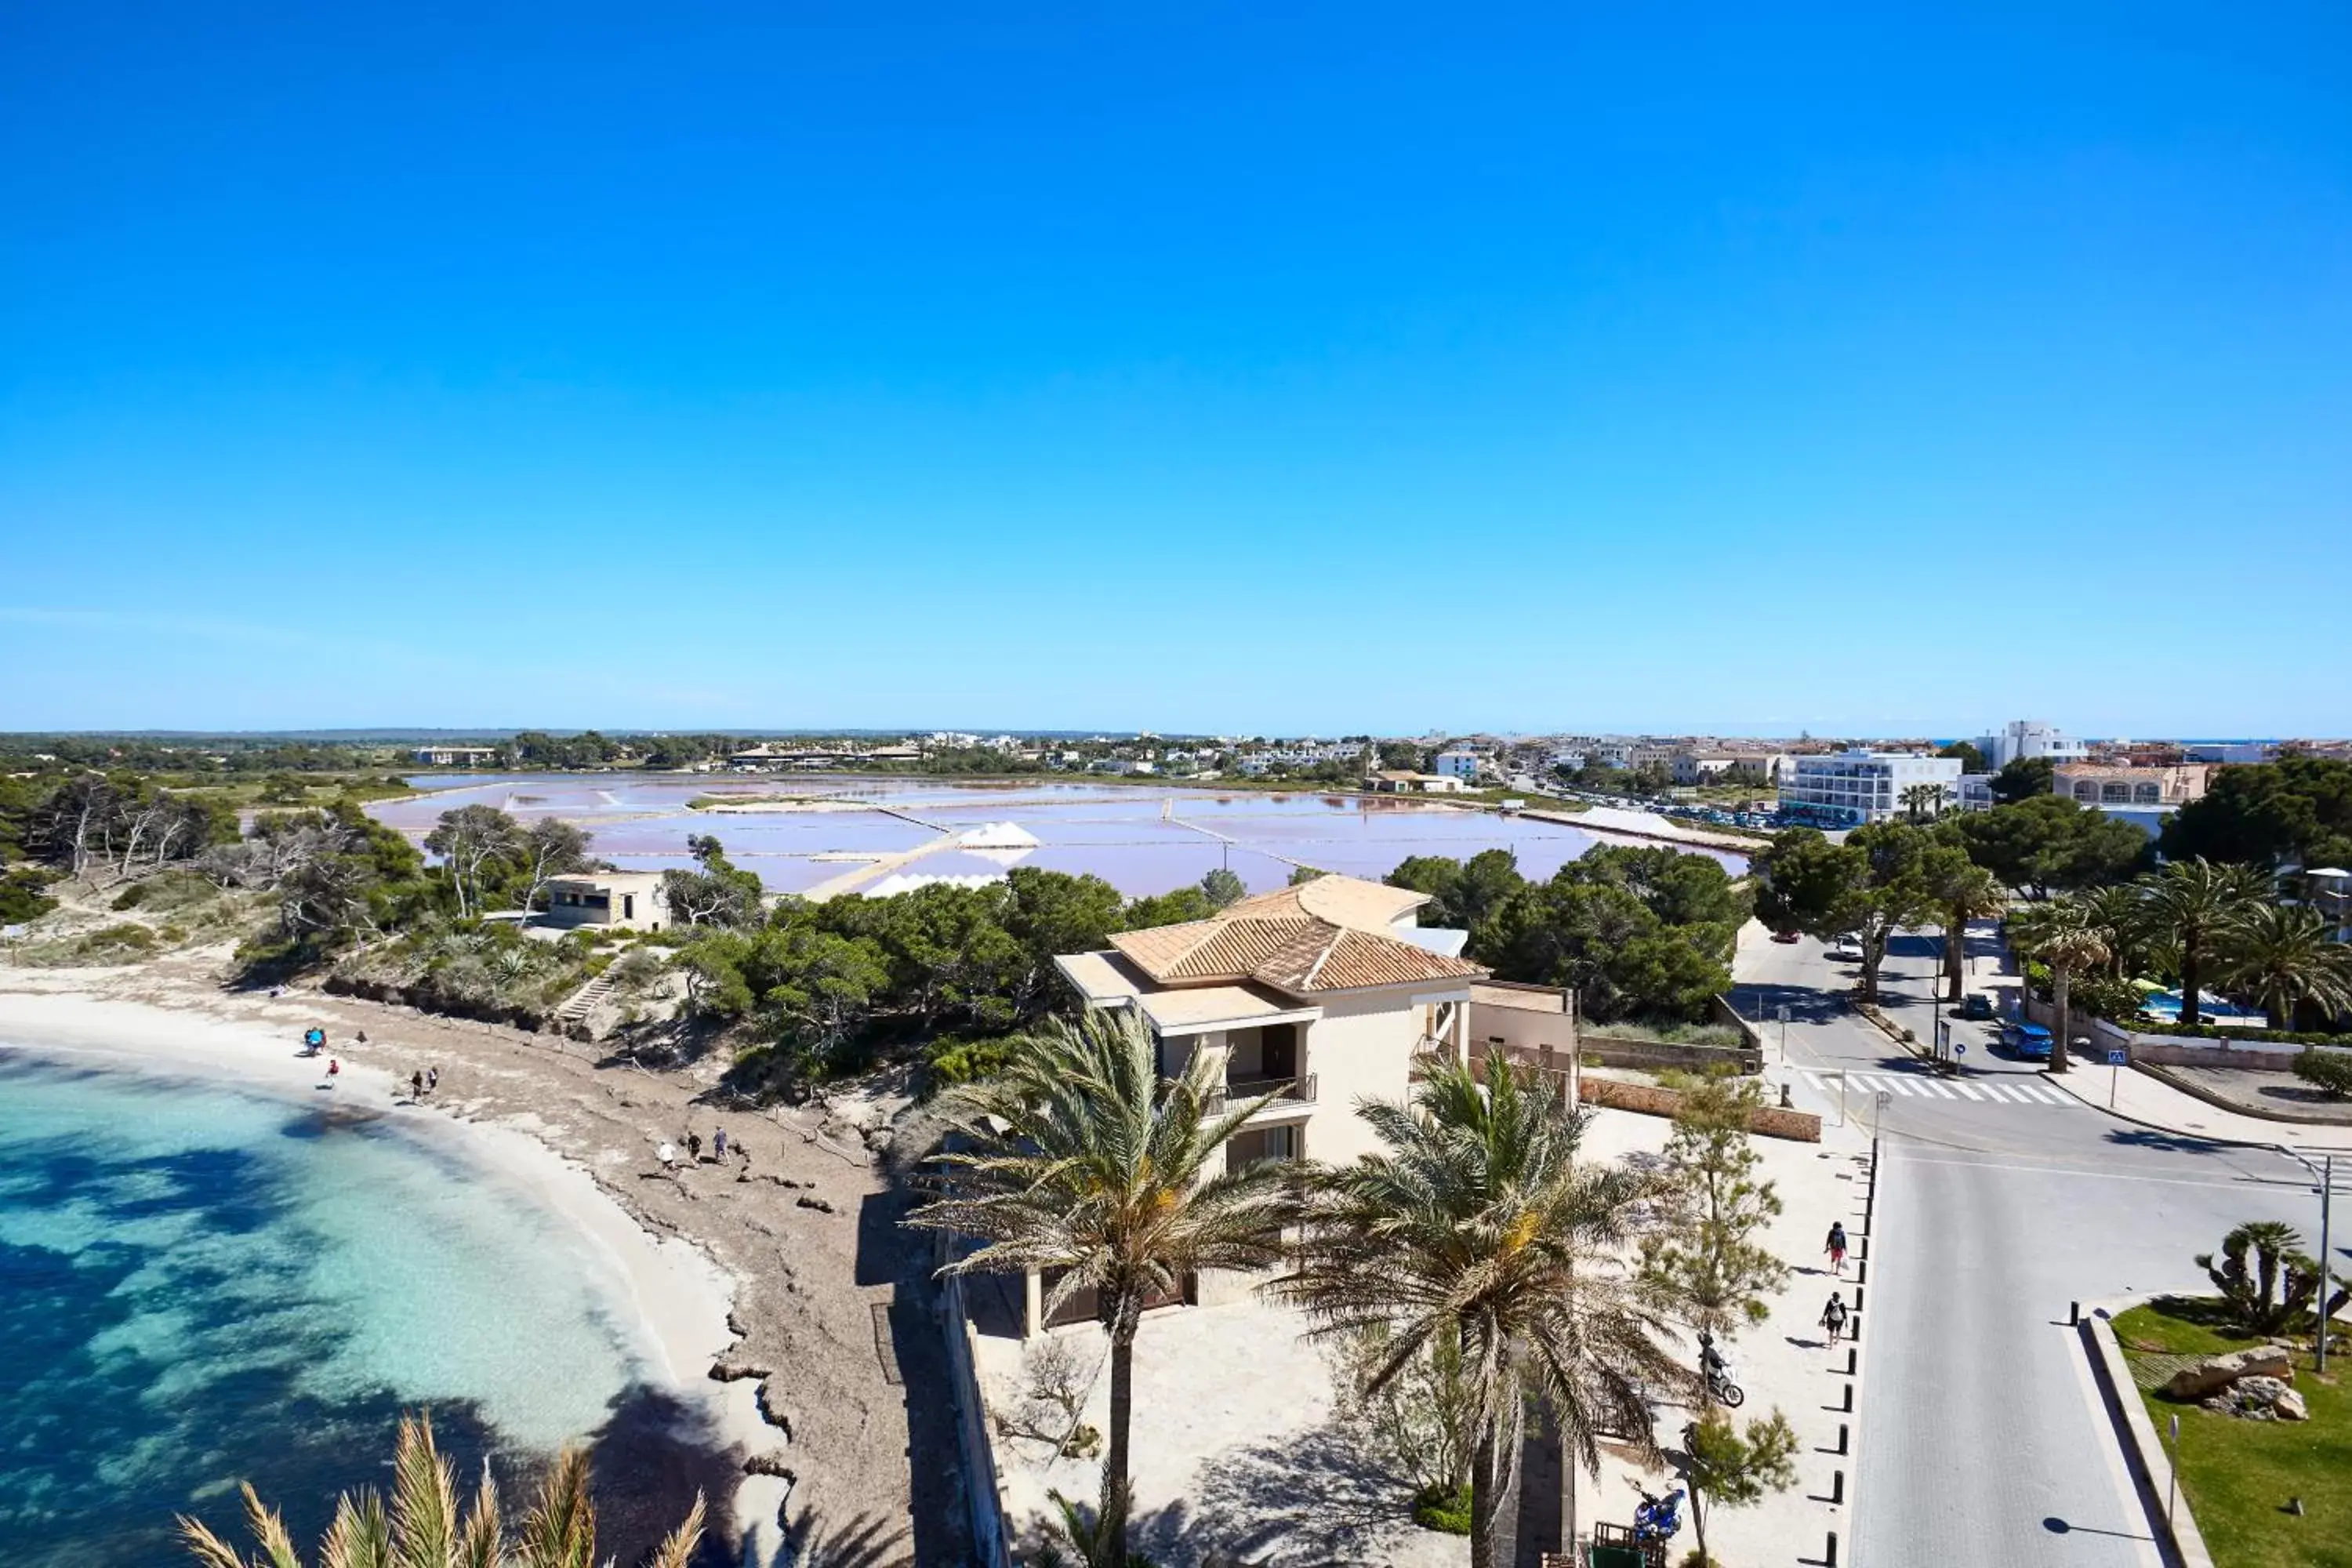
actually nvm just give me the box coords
[2134,783,2161,804]
[2102,782,2131,804]
[2074,783,2099,801]
[1228,1124,1300,1173]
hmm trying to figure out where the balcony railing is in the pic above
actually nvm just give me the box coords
[1211,1073,1317,1112]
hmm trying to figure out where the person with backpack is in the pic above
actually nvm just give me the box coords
[1821,1290,1850,1345]
[1825,1220,1849,1275]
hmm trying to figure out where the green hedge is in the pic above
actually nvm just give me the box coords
[2128,1018,2352,1048]
[2295,1048,2352,1099]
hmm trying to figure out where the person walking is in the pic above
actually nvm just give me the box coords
[325,1058,341,1090]
[658,1141,678,1172]
[713,1127,728,1161]
[1825,1221,1849,1276]
[410,1070,425,1101]
[1821,1290,1850,1345]
[426,1066,438,1094]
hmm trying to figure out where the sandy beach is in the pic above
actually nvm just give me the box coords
[0,953,960,1566]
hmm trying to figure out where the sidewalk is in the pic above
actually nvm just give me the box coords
[1567,1102,1872,1565]
[2043,1060,2352,1154]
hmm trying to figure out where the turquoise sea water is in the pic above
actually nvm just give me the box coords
[0,1051,734,1566]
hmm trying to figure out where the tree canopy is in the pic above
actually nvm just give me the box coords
[2161,756,2352,872]
[1947,795,2149,898]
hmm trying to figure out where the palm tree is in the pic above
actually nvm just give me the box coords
[2219,902,2352,1030]
[2082,884,2153,982]
[1929,860,2004,1002]
[1898,782,1949,824]
[1272,1053,1678,1568]
[2007,897,2110,1076]
[2140,859,2265,1027]
[904,1007,1293,1552]
[180,1412,702,1568]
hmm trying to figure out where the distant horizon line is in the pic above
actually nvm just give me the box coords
[0,726,2319,746]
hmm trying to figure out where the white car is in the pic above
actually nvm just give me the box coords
[1826,941,1864,964]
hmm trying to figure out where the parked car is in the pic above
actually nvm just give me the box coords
[1770,931,1802,945]
[1958,993,1994,1021]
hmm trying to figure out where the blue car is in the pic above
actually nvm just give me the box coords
[2009,1022,2053,1062]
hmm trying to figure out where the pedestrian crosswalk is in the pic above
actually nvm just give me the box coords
[1795,1069,2078,1106]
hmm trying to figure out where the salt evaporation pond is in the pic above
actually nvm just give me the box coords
[0,1052,735,1568]
[370,774,1744,895]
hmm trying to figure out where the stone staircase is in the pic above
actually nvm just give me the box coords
[555,972,615,1027]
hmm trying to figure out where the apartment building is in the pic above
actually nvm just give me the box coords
[1975,720,2089,770]
[1777,750,1963,825]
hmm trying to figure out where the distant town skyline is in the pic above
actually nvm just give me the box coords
[5,6,2346,735]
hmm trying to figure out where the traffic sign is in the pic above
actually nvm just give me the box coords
[1955,1043,1967,1057]
[1875,1091,1893,1109]
[2107,1049,2128,1067]
[1777,1005,1791,1023]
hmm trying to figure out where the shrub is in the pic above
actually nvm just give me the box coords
[1410,1483,1473,1536]
[0,869,60,924]
[2294,1047,2352,1100]
[925,1033,1022,1090]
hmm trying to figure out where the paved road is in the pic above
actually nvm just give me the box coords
[1735,926,2332,1568]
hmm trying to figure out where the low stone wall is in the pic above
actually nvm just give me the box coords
[1577,1035,1762,1075]
[1576,1075,1821,1143]
[2020,997,2347,1072]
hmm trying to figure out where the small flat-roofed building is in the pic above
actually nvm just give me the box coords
[540,871,670,933]
[411,746,501,767]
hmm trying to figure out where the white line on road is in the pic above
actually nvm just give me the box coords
[1952,1083,1986,1100]
[1881,1077,1917,1097]
[1887,1150,2303,1191]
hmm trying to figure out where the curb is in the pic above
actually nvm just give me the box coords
[2077,1300,2213,1568]
[2041,1072,2352,1156]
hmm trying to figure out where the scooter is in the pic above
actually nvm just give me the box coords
[1633,1484,1686,1542]
[1697,1332,1746,1408]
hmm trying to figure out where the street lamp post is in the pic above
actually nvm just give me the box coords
[2277,1146,2343,1374]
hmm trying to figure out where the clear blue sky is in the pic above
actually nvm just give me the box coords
[3,4,2347,737]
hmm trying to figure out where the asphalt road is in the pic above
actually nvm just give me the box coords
[1735,926,2332,1568]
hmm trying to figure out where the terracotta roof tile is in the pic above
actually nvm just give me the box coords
[1104,873,1483,996]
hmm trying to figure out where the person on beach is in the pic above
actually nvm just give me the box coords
[426,1066,438,1094]
[658,1142,678,1172]
[1821,1290,1849,1345]
[325,1058,341,1090]
[410,1070,425,1101]
[1825,1221,1848,1275]
[688,1131,703,1163]
[303,1026,325,1056]
[713,1127,728,1162]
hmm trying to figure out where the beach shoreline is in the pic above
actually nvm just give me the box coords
[0,961,949,1566]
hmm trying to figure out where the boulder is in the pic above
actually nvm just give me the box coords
[2161,1345,2293,1401]
[2277,1389,2310,1421]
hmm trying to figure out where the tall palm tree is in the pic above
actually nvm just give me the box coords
[2008,897,2110,1076]
[1273,1054,1677,1568]
[2219,902,2352,1031]
[905,1007,1293,1552]
[1929,859,2005,1002]
[2140,859,2265,1027]
[180,1412,702,1568]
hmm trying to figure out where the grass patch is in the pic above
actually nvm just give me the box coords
[2117,1296,2352,1568]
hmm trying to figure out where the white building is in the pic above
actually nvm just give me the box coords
[1974,720,2089,771]
[1778,750,1964,825]
[1431,750,1483,782]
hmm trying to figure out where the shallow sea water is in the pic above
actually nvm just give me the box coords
[0,1052,733,1567]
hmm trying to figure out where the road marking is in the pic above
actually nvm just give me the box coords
[1886,1150,2304,1190]
[1982,1084,2028,1103]
[1882,1077,1917,1097]
[1919,1081,1957,1099]
[2014,1084,2060,1105]
[1951,1083,1986,1101]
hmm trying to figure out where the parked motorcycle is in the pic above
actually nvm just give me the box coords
[1633,1484,1686,1542]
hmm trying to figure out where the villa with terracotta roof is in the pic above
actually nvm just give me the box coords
[1059,873,1483,1152]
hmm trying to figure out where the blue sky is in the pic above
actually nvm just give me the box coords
[2,3,2347,737]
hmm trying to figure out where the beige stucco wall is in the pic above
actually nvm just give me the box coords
[1469,982,1577,1060]
[1296,985,1462,1167]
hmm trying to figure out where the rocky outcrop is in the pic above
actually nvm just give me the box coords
[2161,1345,2293,1401]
